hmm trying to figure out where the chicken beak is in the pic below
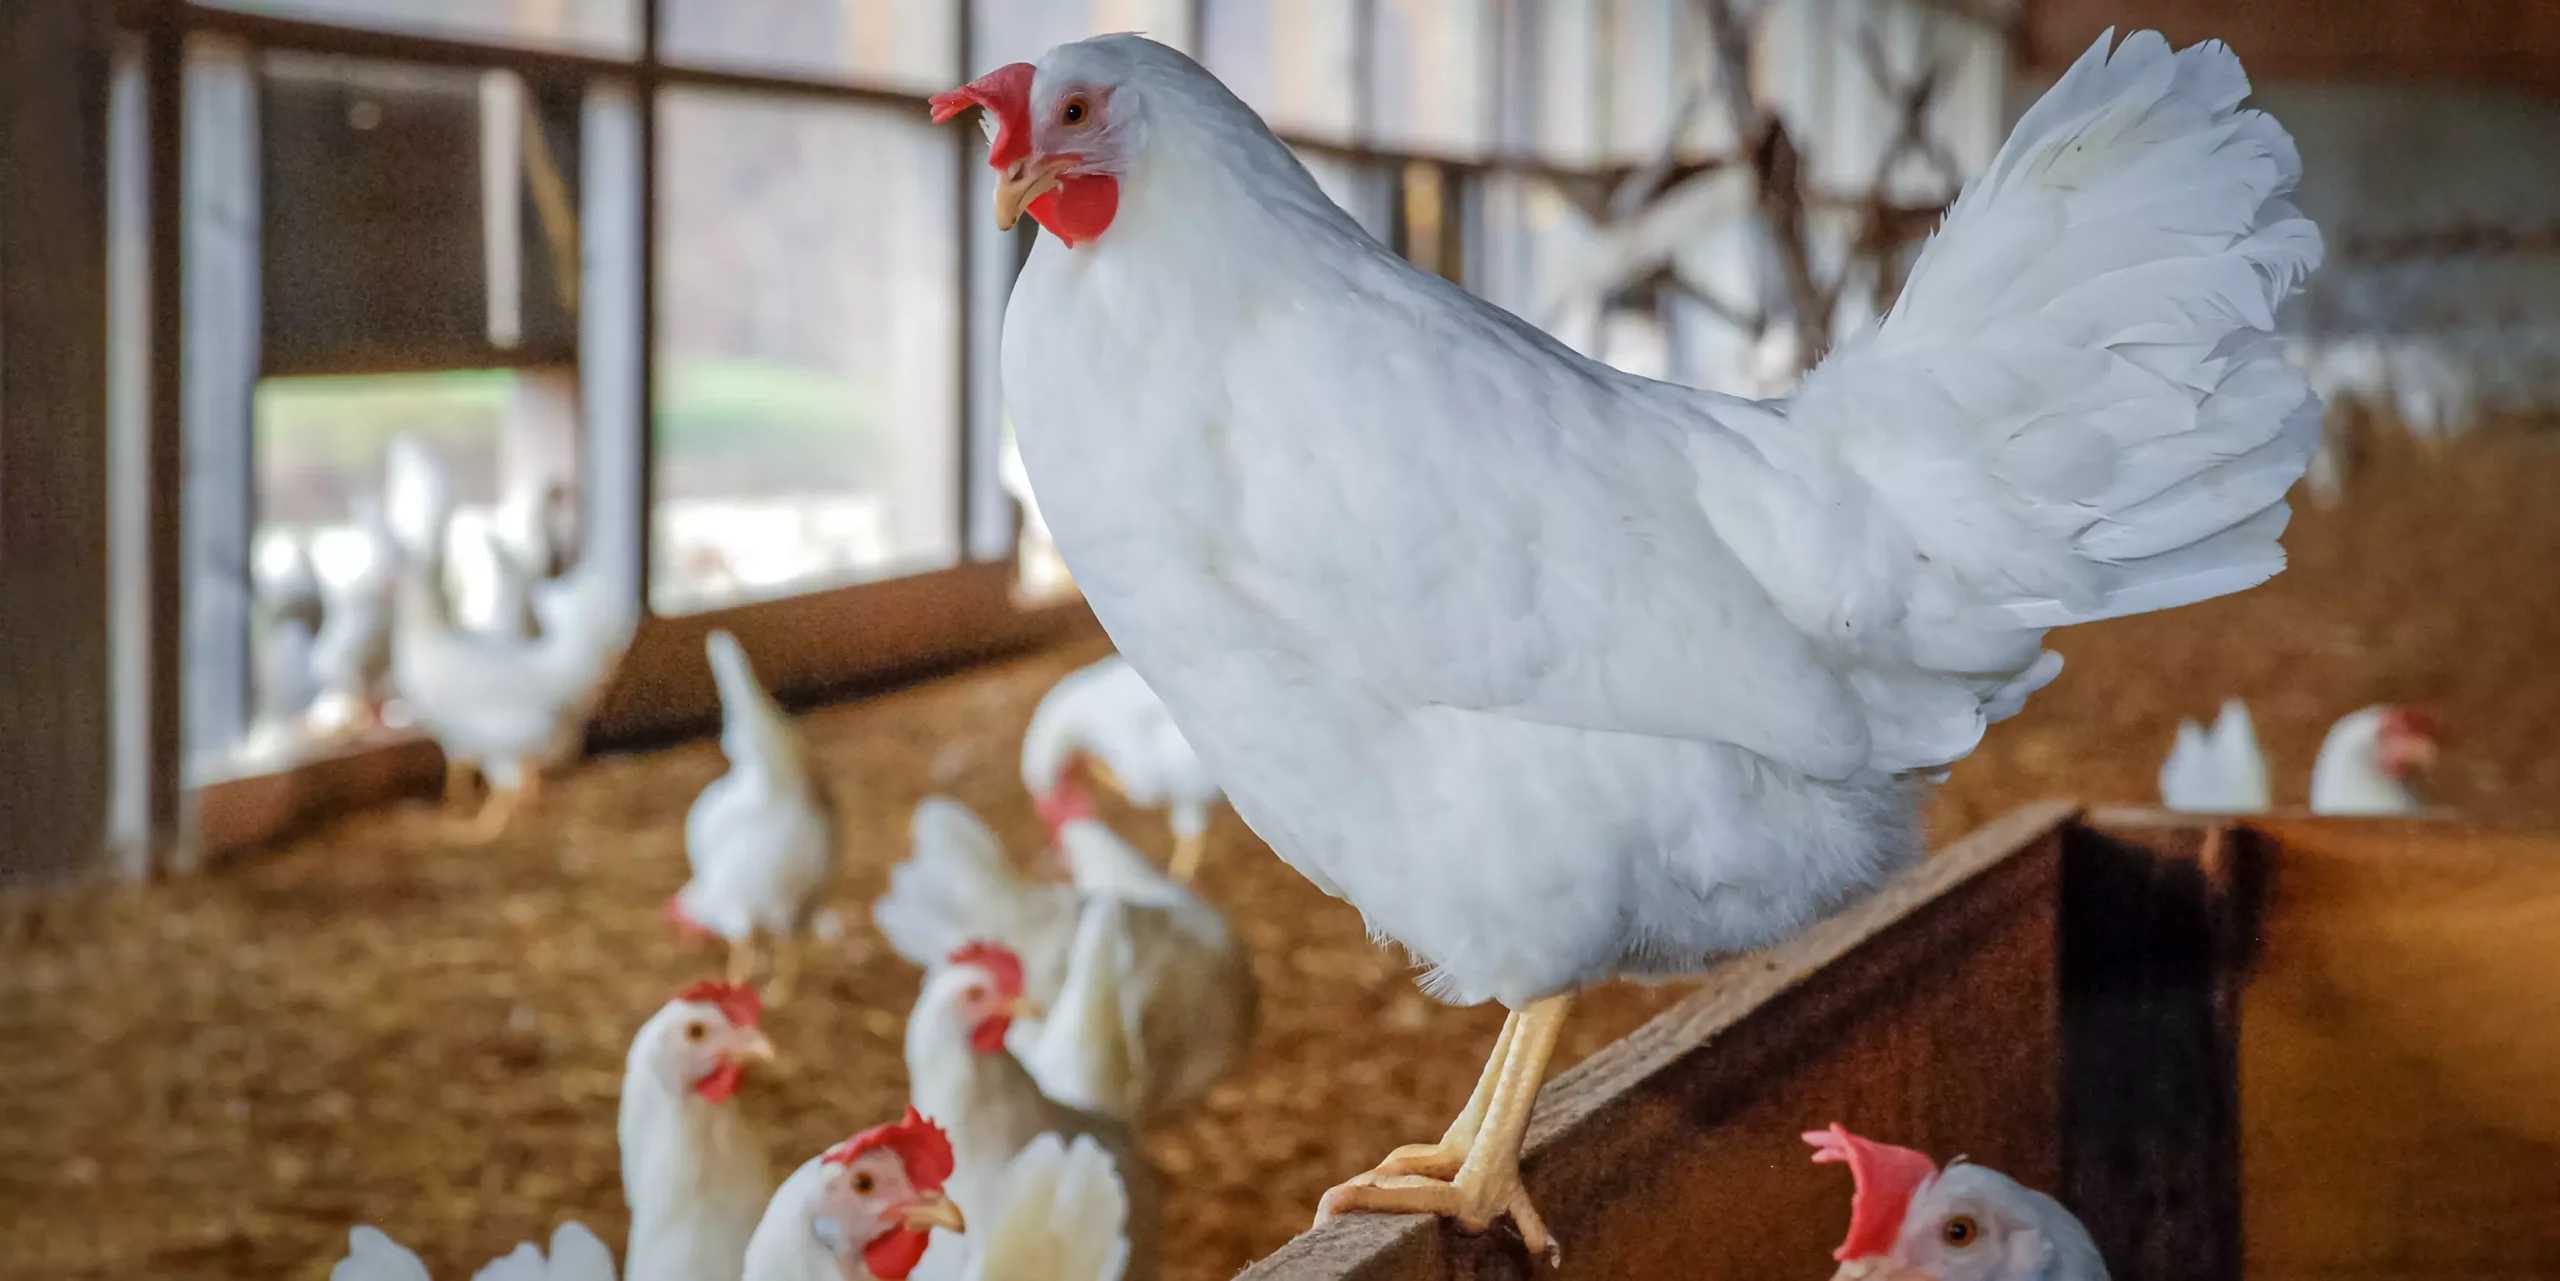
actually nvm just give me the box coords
[2401,736,2439,774]
[900,1190,967,1234]
[1008,996,1045,1022]
[994,154,1079,230]
[726,1029,778,1065]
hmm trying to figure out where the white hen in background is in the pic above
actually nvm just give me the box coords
[903,945,1159,1281]
[676,630,840,1001]
[742,1108,967,1281]
[1806,1125,2108,1281]
[621,982,779,1281]
[874,799,1082,1015]
[2157,698,2272,813]
[330,1222,617,1281]
[943,26,2320,1247]
[2309,704,2437,815]
[875,797,1257,1125]
[1022,655,1226,882]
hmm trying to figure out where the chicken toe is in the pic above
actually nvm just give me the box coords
[1316,995,1570,1260]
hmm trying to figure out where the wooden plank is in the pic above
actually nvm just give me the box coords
[2065,815,2255,1281]
[1242,800,2078,1281]
[2230,816,2560,1281]
[2021,0,2560,96]
[0,0,115,887]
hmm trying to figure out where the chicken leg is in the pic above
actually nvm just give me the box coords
[767,933,803,1006]
[1317,992,1574,1259]
[1167,830,1209,885]
[726,933,762,987]
[443,756,477,814]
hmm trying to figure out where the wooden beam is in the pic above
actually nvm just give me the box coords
[1241,800,2080,1280]
[0,0,115,887]
[2021,0,2560,97]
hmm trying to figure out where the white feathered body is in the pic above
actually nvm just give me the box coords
[1001,32,2320,1006]
[330,1223,618,1281]
[682,631,839,941]
[904,967,1159,1281]
[919,1134,1130,1281]
[2158,698,2272,813]
[1022,656,1223,841]
[874,799,1082,1011]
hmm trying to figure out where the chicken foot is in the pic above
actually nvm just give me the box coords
[1316,992,1574,1261]
[766,933,803,1007]
[461,763,539,844]
[726,933,763,987]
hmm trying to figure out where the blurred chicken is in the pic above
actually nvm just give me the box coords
[2157,698,2271,813]
[914,1133,1130,1281]
[2310,704,2437,815]
[875,797,1256,1124]
[331,1222,616,1281]
[308,498,399,738]
[1022,656,1225,882]
[675,630,841,1003]
[623,981,779,1281]
[1807,1124,2108,1281]
[392,496,633,841]
[875,799,1081,1014]
[743,1107,967,1281]
[903,944,1159,1281]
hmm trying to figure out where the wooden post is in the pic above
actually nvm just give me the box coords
[2060,816,2254,1281]
[0,0,116,887]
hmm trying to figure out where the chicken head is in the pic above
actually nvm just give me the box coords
[647,979,777,1104]
[813,1106,966,1281]
[1806,1124,2109,1281]
[941,942,1042,1054]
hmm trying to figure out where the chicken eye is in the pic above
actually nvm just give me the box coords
[1942,1215,1980,1247]
[683,1021,708,1043]
[853,1172,876,1195]
[964,984,987,1003]
[1061,97,1088,125]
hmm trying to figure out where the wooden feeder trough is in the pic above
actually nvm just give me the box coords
[1242,802,2560,1281]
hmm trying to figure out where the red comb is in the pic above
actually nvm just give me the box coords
[2383,705,2439,740]
[825,1104,957,1192]
[1806,1124,1940,1261]
[930,63,1036,171]
[675,979,762,1030]
[947,941,1025,999]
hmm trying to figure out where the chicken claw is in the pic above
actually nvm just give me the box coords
[1315,994,1571,1263]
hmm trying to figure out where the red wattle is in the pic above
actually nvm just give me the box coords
[969,1014,1013,1055]
[1030,175,1119,247]
[694,1060,748,1104]
[864,1226,935,1280]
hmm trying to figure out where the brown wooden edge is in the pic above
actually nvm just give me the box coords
[1237,799,2083,1281]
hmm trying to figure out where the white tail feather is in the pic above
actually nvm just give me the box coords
[873,798,1079,984]
[967,1135,1131,1281]
[2159,698,2270,812]
[1782,29,2320,770]
[333,1223,615,1281]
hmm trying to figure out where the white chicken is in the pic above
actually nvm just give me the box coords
[392,508,634,840]
[622,981,779,1281]
[1021,655,1226,882]
[307,497,399,739]
[902,944,1159,1281]
[911,1133,1131,1281]
[742,1107,967,1281]
[939,27,2321,1249]
[2156,698,2271,813]
[1806,1124,2108,1281]
[675,630,841,1002]
[874,798,1257,1125]
[2309,704,2437,815]
[330,1222,617,1281]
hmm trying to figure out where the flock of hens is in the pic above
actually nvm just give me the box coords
[324,22,2419,1281]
